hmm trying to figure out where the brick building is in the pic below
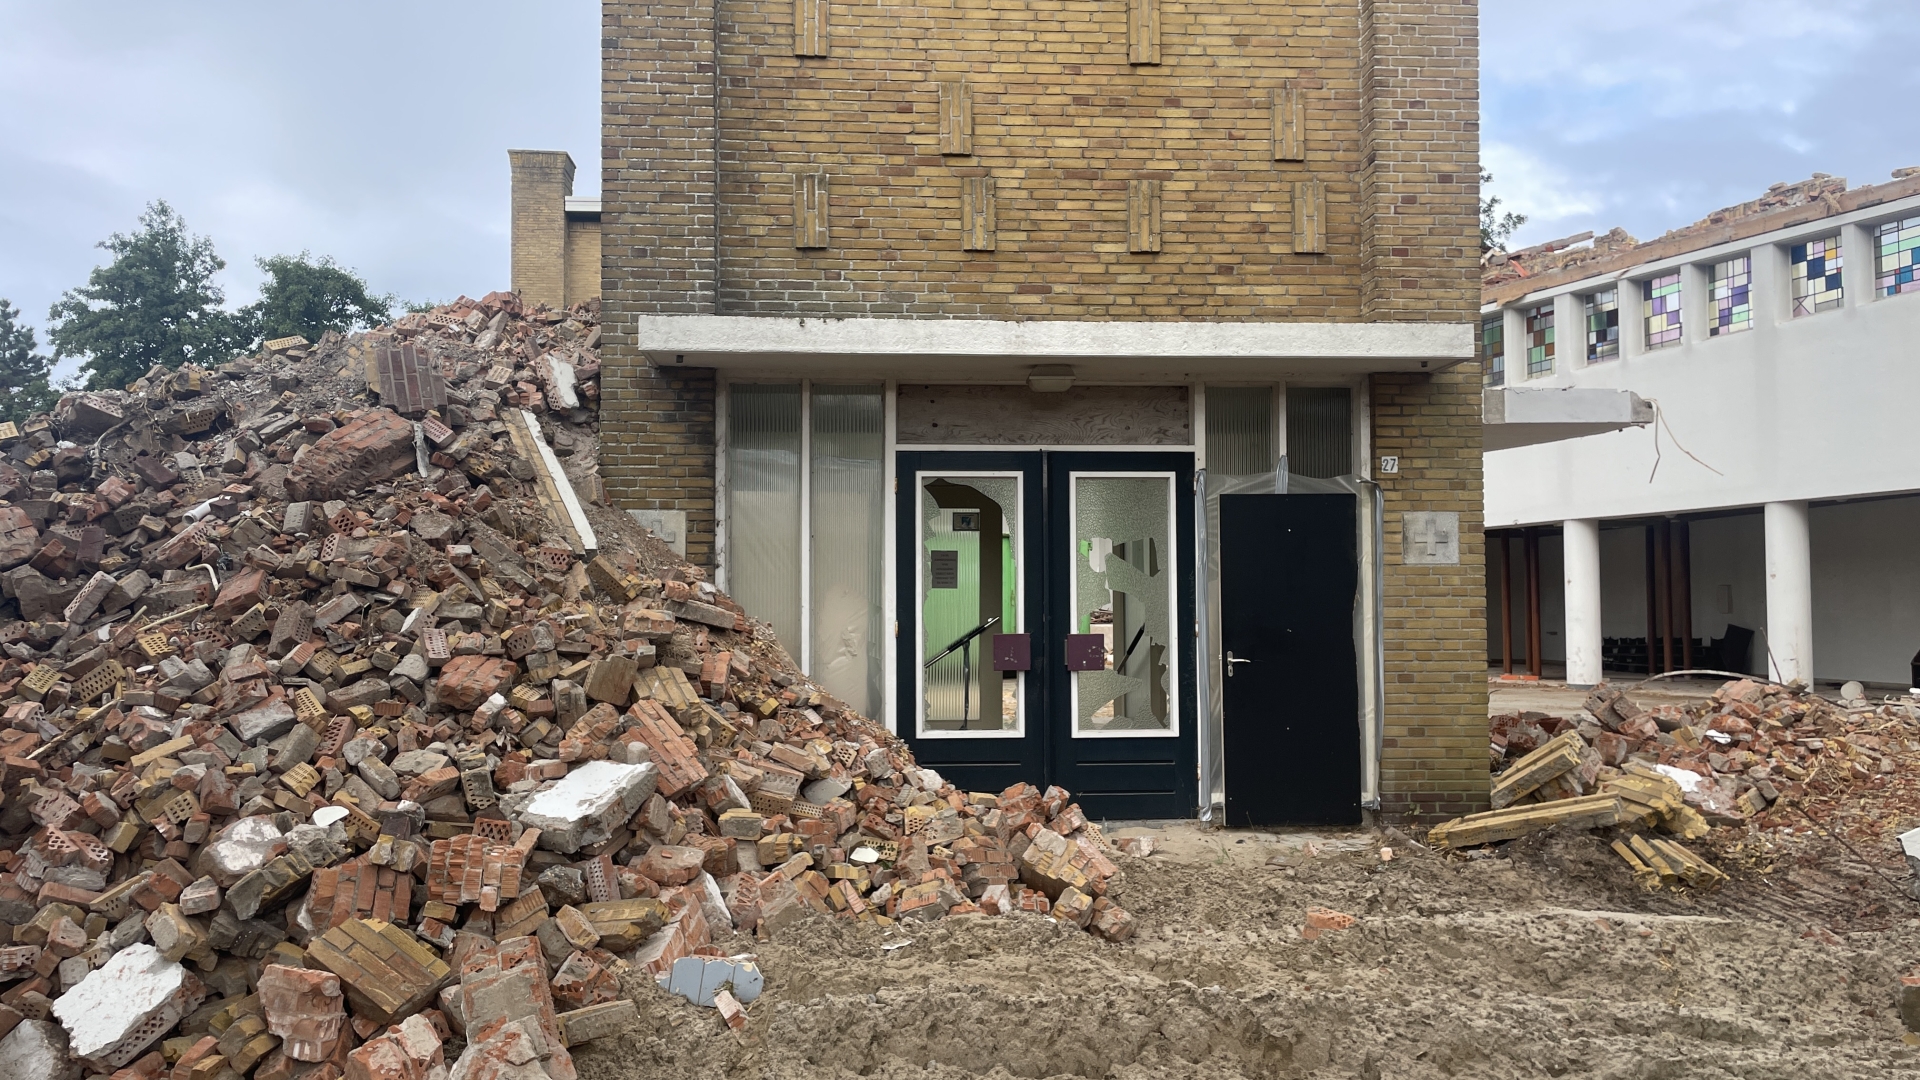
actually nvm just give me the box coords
[1482,171,1920,692]
[508,150,602,310]
[579,0,1485,823]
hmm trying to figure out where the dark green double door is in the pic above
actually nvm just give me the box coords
[894,450,1196,820]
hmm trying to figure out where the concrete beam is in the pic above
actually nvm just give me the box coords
[632,315,1473,380]
[1483,386,1654,453]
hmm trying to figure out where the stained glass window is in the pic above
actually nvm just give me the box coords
[1523,303,1554,378]
[1876,216,1920,296]
[1708,255,1752,336]
[1643,272,1682,348]
[1481,314,1505,386]
[1585,289,1619,362]
[1789,235,1844,316]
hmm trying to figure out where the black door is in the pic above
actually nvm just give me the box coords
[895,452,1046,792]
[895,450,1197,820]
[1219,493,1360,826]
[1043,452,1197,820]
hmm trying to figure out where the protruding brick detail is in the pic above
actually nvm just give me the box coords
[793,171,830,250]
[1271,82,1304,162]
[961,177,995,252]
[1127,0,1160,65]
[1127,179,1161,254]
[938,80,972,156]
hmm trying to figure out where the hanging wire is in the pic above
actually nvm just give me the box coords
[1644,398,1723,484]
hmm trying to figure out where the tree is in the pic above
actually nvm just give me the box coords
[0,300,59,425]
[47,200,251,390]
[244,252,393,345]
[1481,169,1528,255]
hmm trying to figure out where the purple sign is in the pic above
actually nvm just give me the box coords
[1063,634,1106,672]
[991,633,1031,672]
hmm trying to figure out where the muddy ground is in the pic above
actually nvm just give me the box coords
[572,815,1920,1079]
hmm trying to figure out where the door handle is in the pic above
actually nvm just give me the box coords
[1225,651,1254,677]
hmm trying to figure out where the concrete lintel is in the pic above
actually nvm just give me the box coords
[634,315,1473,379]
[1483,386,1654,453]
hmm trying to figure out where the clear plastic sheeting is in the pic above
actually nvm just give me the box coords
[810,385,885,718]
[726,383,802,650]
[1195,460,1384,819]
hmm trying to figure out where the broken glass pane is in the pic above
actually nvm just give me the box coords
[1073,474,1174,734]
[920,475,1020,734]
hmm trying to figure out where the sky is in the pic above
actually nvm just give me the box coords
[2,1,1915,380]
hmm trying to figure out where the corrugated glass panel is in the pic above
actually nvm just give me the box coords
[1286,386,1352,478]
[727,383,802,653]
[1204,386,1274,480]
[809,385,885,718]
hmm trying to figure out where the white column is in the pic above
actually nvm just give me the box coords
[1562,518,1604,688]
[1764,501,1813,685]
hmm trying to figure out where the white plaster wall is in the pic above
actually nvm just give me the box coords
[1485,200,1920,527]
[1810,497,1920,685]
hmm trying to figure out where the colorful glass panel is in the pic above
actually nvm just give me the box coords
[1481,314,1505,386]
[1643,272,1682,348]
[1523,303,1554,377]
[1789,234,1844,316]
[1708,255,1752,336]
[1585,289,1619,362]
[1876,216,1920,296]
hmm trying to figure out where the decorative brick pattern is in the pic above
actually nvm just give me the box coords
[961,177,995,252]
[938,80,972,156]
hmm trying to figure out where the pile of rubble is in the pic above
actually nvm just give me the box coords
[0,293,1130,1080]
[1431,678,1920,887]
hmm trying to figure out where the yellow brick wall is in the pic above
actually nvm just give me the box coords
[565,218,602,306]
[510,150,575,310]
[711,0,1367,317]
[602,0,1485,816]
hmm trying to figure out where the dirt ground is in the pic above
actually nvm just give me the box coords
[573,809,1920,1080]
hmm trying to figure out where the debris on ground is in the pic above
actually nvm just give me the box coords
[0,292,1128,1080]
[1434,677,1920,892]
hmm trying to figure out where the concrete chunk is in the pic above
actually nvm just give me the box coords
[51,942,205,1069]
[519,761,657,854]
[0,1020,77,1080]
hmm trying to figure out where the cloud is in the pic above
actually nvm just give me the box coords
[1484,0,1920,247]
[0,0,599,367]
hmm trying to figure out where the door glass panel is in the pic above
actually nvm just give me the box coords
[1071,474,1176,735]
[919,474,1021,735]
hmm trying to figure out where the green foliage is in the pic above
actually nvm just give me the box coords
[47,201,251,390]
[0,300,60,425]
[1481,169,1528,255]
[402,298,447,314]
[244,252,393,345]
